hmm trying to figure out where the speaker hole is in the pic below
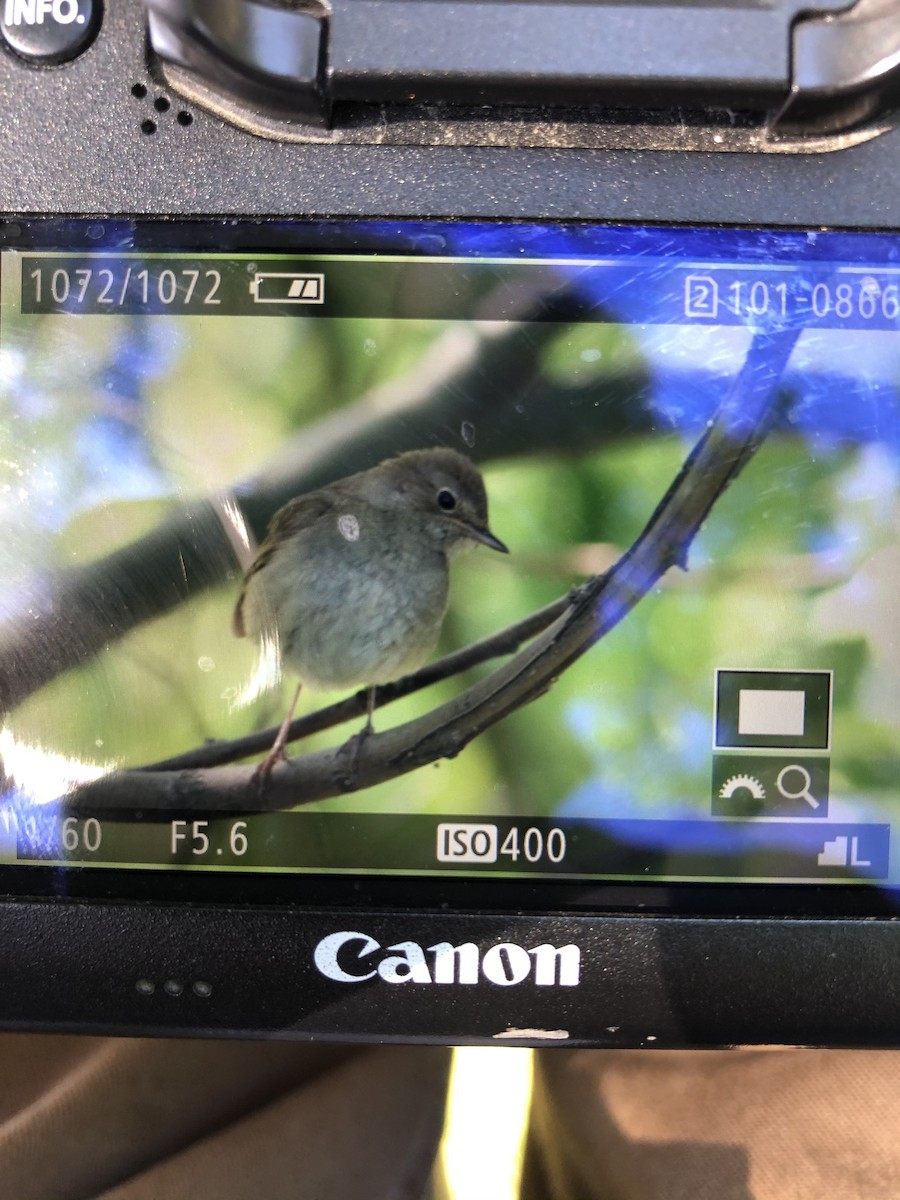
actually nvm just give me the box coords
[154,96,170,113]
[177,110,193,127]
[141,120,157,136]
[131,83,147,99]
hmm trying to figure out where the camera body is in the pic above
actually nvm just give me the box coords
[2,0,900,1047]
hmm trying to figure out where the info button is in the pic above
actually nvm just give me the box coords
[1,0,102,65]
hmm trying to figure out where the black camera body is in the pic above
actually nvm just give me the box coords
[2,0,900,1047]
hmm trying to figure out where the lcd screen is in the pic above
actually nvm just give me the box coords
[0,220,897,888]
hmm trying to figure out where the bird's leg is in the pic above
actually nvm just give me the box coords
[251,682,302,790]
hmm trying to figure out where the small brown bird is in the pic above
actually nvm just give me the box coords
[233,448,508,778]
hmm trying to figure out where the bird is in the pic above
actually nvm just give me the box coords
[232,447,508,781]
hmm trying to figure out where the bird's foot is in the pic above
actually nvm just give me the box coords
[339,717,374,779]
[251,683,302,793]
[250,743,291,793]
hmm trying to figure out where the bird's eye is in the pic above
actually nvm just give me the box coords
[437,488,457,511]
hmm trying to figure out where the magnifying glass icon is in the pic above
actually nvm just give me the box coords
[776,764,819,809]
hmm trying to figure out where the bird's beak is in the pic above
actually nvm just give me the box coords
[466,525,509,553]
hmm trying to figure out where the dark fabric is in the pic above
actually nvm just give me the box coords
[522,1048,900,1200]
[0,1035,898,1199]
[0,1034,450,1200]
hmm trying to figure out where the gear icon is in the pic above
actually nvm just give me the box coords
[719,774,766,801]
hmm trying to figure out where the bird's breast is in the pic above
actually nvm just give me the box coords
[246,517,451,690]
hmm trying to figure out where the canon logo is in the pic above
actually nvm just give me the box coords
[313,930,581,987]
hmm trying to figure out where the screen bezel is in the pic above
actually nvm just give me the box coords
[2,214,900,925]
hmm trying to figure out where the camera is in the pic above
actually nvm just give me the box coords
[2,0,900,1047]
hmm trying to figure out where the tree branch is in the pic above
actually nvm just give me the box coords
[0,296,652,716]
[139,593,575,771]
[66,328,800,813]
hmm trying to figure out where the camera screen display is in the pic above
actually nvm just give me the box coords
[1,219,898,891]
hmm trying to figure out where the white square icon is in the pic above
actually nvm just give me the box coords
[737,689,806,738]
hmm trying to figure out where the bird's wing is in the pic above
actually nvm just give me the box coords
[231,491,336,637]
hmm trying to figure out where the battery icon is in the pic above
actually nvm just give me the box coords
[249,272,325,304]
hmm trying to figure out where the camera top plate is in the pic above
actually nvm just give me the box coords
[0,0,898,225]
